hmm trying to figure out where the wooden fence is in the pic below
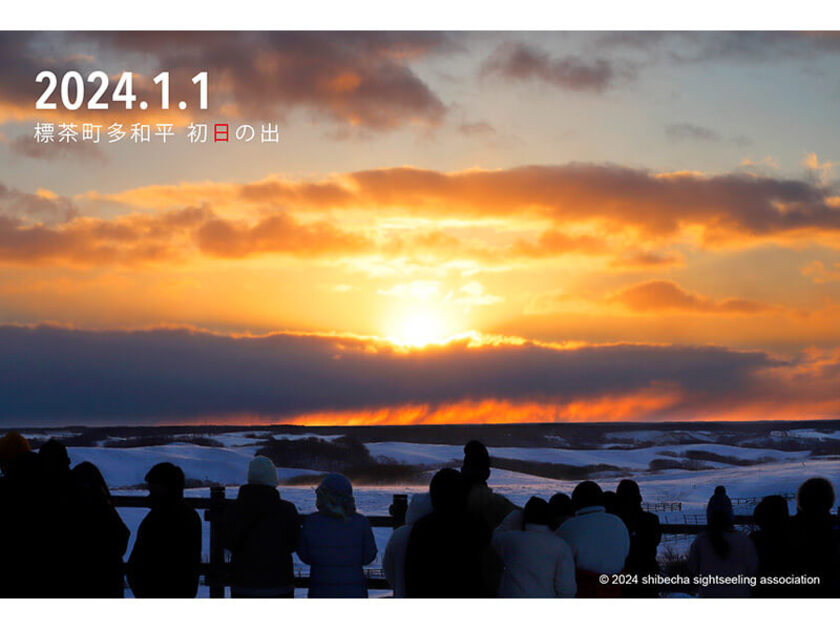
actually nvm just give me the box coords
[112,489,750,598]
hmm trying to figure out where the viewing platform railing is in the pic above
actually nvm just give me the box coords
[111,488,753,598]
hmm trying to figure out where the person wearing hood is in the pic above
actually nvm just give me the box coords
[555,481,629,597]
[68,461,130,597]
[687,486,758,597]
[298,473,377,598]
[127,462,202,598]
[222,456,300,597]
[383,492,433,597]
[788,477,840,596]
[492,497,576,598]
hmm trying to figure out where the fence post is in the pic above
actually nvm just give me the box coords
[389,493,407,529]
[206,486,226,598]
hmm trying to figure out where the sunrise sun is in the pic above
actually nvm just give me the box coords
[386,307,455,347]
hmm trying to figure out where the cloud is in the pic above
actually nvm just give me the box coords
[5,134,106,162]
[801,260,840,284]
[0,183,78,224]
[0,203,374,266]
[803,152,836,186]
[451,281,504,307]
[665,123,752,147]
[665,123,720,143]
[610,280,774,314]
[97,164,840,247]
[337,165,840,244]
[481,43,624,92]
[0,32,452,132]
[608,250,684,269]
[8,160,840,269]
[457,121,496,136]
[599,32,840,65]
[1,324,835,426]
[194,213,371,259]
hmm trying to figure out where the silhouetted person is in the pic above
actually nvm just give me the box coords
[38,439,76,596]
[405,468,489,597]
[788,477,840,596]
[298,473,376,598]
[69,461,130,597]
[0,430,34,585]
[750,495,795,598]
[0,448,47,596]
[615,479,661,597]
[0,431,31,476]
[127,463,201,598]
[547,492,573,531]
[687,486,757,597]
[556,481,629,597]
[461,440,517,595]
[222,456,300,598]
[492,497,576,597]
[461,440,517,532]
[383,493,433,597]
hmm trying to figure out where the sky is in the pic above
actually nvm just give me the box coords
[0,31,838,427]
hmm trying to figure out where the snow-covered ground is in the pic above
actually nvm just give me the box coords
[68,443,323,487]
[367,441,809,471]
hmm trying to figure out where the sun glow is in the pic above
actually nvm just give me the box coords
[386,306,458,347]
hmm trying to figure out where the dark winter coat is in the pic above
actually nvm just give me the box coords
[787,512,840,597]
[127,500,202,598]
[67,484,130,597]
[619,507,661,596]
[750,527,796,598]
[0,452,51,597]
[404,511,491,598]
[222,484,300,591]
[298,511,377,598]
[38,467,79,597]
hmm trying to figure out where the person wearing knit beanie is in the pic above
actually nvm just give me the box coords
[0,431,31,474]
[247,456,279,487]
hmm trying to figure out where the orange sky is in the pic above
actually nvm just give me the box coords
[0,32,838,426]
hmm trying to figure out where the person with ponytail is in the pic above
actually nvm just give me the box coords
[687,486,758,597]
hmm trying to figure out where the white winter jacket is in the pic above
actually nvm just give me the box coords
[556,506,630,574]
[492,510,577,598]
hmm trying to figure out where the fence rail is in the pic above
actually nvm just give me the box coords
[112,489,750,597]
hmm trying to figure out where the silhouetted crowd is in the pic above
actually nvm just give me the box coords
[1,431,839,598]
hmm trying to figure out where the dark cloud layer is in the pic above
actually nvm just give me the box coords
[0,324,800,426]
